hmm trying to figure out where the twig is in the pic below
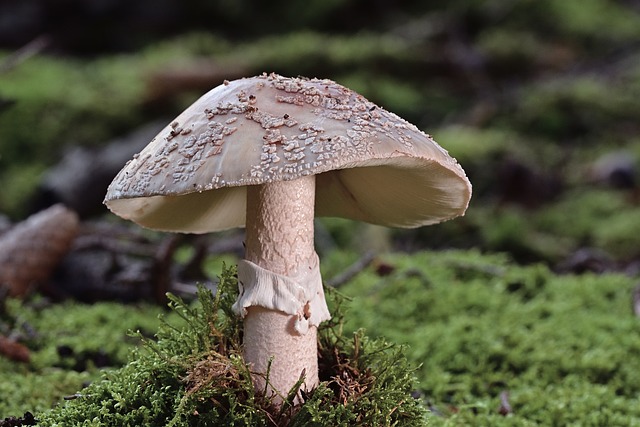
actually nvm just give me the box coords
[0,35,50,73]
[72,234,157,258]
[326,251,376,288]
[150,235,182,304]
[170,281,217,298]
[632,284,640,317]
[498,390,512,416]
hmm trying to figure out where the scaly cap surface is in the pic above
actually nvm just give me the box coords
[105,73,471,232]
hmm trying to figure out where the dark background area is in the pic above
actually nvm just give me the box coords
[1,0,640,270]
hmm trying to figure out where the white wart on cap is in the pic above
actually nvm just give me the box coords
[104,73,471,232]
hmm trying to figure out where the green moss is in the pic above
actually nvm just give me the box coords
[475,28,545,69]
[0,298,164,415]
[0,54,144,165]
[544,0,640,42]
[237,32,409,73]
[0,53,146,216]
[140,33,232,63]
[0,163,47,217]
[432,126,515,164]
[3,250,640,424]
[533,188,640,258]
[36,265,427,426]
[336,250,640,425]
[0,369,91,416]
[591,209,640,259]
[514,75,640,139]
[475,207,572,262]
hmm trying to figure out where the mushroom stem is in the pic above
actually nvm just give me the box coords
[244,174,321,402]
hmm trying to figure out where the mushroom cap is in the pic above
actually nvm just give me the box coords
[104,73,472,233]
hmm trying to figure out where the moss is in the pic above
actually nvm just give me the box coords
[0,53,146,216]
[0,369,92,417]
[35,265,427,426]
[238,32,409,72]
[513,75,640,140]
[0,298,164,415]
[0,54,144,165]
[533,188,640,259]
[140,33,233,63]
[420,185,640,264]
[591,209,640,259]
[475,28,546,73]
[543,0,640,43]
[432,126,515,164]
[475,207,572,262]
[0,163,47,217]
[3,250,640,424]
[336,250,640,425]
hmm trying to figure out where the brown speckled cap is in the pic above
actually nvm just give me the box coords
[104,73,472,233]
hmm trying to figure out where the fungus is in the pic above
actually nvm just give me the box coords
[104,73,471,403]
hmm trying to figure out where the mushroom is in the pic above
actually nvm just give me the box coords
[104,73,472,403]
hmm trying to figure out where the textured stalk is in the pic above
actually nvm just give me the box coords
[244,175,320,402]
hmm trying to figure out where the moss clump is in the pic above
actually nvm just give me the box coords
[335,249,640,425]
[0,297,164,416]
[36,265,426,426]
[0,53,145,217]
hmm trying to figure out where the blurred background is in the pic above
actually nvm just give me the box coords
[3,1,640,423]
[1,0,640,291]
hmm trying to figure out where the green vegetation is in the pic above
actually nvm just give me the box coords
[35,266,426,426]
[1,252,639,425]
[3,0,640,424]
[0,298,165,416]
[335,250,640,425]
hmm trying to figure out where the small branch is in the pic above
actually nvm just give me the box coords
[72,234,157,258]
[170,281,217,299]
[0,35,50,74]
[632,284,640,317]
[326,252,376,288]
[150,235,182,304]
[498,390,512,416]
